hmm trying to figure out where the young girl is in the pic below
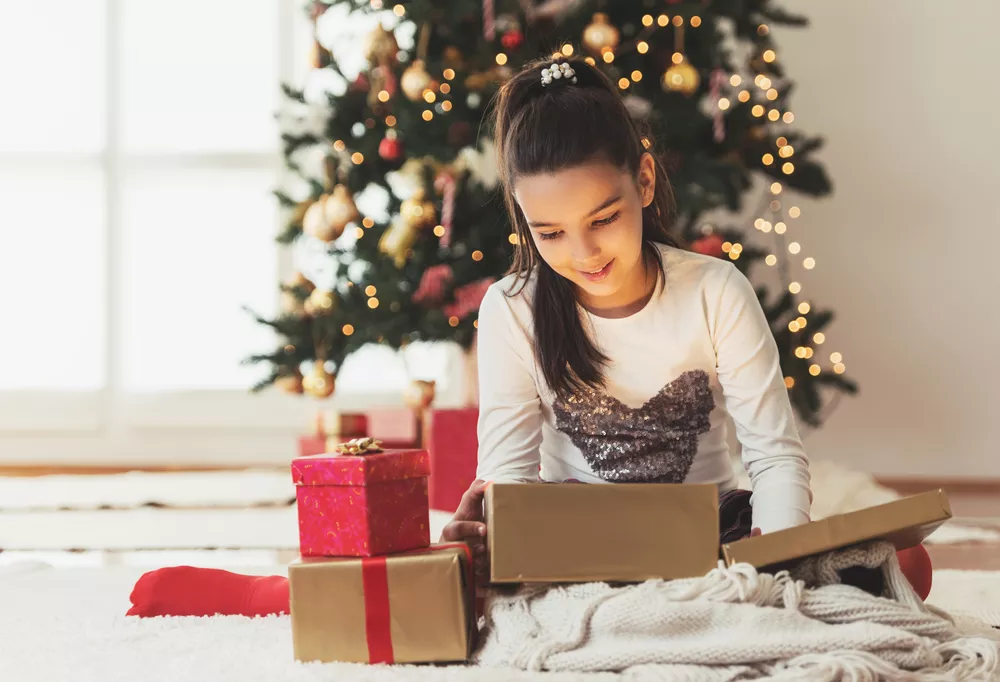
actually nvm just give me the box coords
[125,58,931,620]
[439,56,932,599]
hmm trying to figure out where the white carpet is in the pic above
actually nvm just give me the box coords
[0,562,995,682]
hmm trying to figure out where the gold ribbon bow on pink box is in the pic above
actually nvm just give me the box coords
[333,437,385,456]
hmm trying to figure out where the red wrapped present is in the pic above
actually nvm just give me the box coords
[422,407,479,513]
[291,439,432,557]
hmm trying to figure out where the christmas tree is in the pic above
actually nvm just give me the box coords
[247,0,857,427]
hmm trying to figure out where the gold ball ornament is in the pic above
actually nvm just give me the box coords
[302,363,336,398]
[304,288,337,316]
[400,190,436,229]
[401,60,435,102]
[364,23,399,65]
[662,61,700,95]
[582,13,620,56]
[275,371,304,394]
[378,218,419,268]
[403,379,436,409]
[323,185,360,237]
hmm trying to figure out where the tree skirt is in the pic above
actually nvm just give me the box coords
[1,553,998,682]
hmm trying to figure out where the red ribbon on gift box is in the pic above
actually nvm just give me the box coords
[359,542,475,664]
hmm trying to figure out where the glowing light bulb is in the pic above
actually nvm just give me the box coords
[443,68,455,80]
[803,257,815,269]
[774,222,786,234]
[813,333,825,344]
[365,285,377,296]
[377,90,390,102]
[789,282,801,294]
[385,115,397,126]
[393,4,404,16]
[637,41,649,54]
[433,225,445,237]
[585,57,596,65]
[363,217,375,228]
[796,316,807,328]
[618,77,630,89]
[765,254,777,266]
[771,182,782,194]
[789,320,801,332]
[672,15,683,26]
[761,221,773,233]
[422,110,433,121]
[423,90,436,103]
[657,14,669,26]
[448,316,460,327]
[830,352,843,364]
[738,90,750,102]
[718,98,730,110]
[440,83,451,94]
[671,52,684,64]
[834,363,846,374]
[768,109,780,121]
[496,53,508,65]
[762,153,774,165]
[722,241,733,253]
[758,24,769,36]
[782,162,795,174]
[441,100,453,112]
[805,347,814,359]
[472,250,484,261]
[368,297,379,309]
[789,242,801,254]
[603,50,615,63]
[809,364,821,376]
[730,75,742,87]
[342,324,354,335]
[795,347,807,358]
[785,376,795,388]
[798,302,811,314]
[333,140,346,152]
[763,49,776,63]
[766,88,778,100]
[642,14,654,26]
[783,112,795,123]
[754,219,765,229]
[690,16,702,27]
[562,44,574,56]
[789,206,801,218]
[351,152,364,164]
[508,233,519,245]
[752,105,765,117]
[780,145,794,158]
[631,70,643,82]
[759,77,772,90]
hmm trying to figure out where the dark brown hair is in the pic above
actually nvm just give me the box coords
[489,56,682,399]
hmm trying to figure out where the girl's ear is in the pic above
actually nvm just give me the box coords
[637,152,656,208]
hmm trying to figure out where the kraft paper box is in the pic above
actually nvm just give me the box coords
[721,489,952,569]
[485,482,720,583]
[289,544,476,664]
[291,449,431,557]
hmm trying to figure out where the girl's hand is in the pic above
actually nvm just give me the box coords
[440,479,490,581]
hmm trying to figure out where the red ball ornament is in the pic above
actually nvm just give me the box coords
[501,30,524,51]
[691,233,725,257]
[378,133,404,162]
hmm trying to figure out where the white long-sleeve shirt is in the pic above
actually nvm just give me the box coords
[475,243,812,533]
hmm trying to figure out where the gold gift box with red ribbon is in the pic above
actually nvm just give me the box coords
[289,543,476,664]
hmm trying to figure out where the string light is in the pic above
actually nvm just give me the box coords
[758,24,769,36]
[754,218,765,229]
[763,49,776,62]
[789,206,801,218]
[788,242,801,255]
[422,110,433,121]
[354,226,364,238]
[603,50,615,63]
[789,281,801,294]
[631,70,643,82]
[433,225,445,237]
[809,364,821,376]
[671,52,684,64]
[618,77,630,89]
[813,333,826,344]
[771,182,782,194]
[637,41,649,54]
[508,233,519,245]
[385,115,396,126]
[392,4,404,16]
[770,200,781,211]
[718,98,730,110]
[333,140,346,152]
[766,88,778,100]
[834,363,846,374]
[785,377,795,389]
[448,316,460,327]
[585,57,596,65]
[657,14,669,26]
[795,347,808,358]
[776,136,788,146]
[368,297,379,309]
[756,76,771,89]
[342,324,354,335]
[472,250,484,261]
[691,16,702,27]
[782,162,794,174]
[561,44,574,56]
[830,352,842,363]
[351,152,364,164]
[496,53,507,65]
[762,153,774,165]
[642,14,654,26]
[761,221,773,233]
[730,75,742,87]
[774,222,786,234]
[768,109,781,121]
[443,68,455,80]
[363,217,375,228]
[371,0,382,8]
[423,90,436,103]
[738,90,750,102]
[803,257,816,269]
[672,15,683,26]
[440,83,451,94]
[796,316,808,328]
[765,255,777,266]
[377,90,390,102]
[789,320,801,332]
[441,101,453,112]
[798,302,811,314]
[473,319,479,329]
[365,285,377,296]
[752,105,765,117]
[722,241,733,253]
[780,145,794,158]
[783,112,795,123]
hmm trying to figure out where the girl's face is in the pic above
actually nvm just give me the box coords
[513,154,657,314]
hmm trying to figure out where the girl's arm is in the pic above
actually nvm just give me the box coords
[713,265,812,534]
[474,285,543,482]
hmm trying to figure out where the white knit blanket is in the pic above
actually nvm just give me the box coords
[475,542,1000,681]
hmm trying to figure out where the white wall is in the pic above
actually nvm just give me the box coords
[773,1,1000,477]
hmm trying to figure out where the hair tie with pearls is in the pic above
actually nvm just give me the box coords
[540,62,577,87]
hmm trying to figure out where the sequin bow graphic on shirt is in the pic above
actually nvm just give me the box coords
[552,369,715,483]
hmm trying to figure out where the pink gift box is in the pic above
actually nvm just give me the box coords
[291,449,432,557]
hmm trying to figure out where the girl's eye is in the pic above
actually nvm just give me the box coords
[538,231,562,241]
[593,211,621,227]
